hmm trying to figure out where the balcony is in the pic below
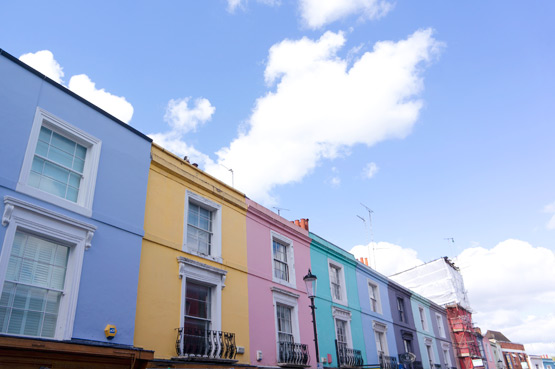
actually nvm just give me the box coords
[278,341,310,367]
[337,344,364,368]
[175,327,237,361]
[413,360,424,369]
[379,354,398,369]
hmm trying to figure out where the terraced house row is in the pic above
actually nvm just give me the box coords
[0,48,456,369]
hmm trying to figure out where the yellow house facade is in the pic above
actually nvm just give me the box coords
[134,144,250,365]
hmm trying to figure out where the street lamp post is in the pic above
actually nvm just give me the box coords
[304,269,320,367]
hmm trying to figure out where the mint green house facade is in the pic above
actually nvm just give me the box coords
[309,232,366,367]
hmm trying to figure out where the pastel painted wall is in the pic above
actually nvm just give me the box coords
[309,232,366,367]
[134,145,250,361]
[246,199,316,367]
[0,50,151,345]
[388,284,423,363]
[356,263,398,365]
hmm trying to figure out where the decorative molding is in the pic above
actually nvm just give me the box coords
[424,337,433,345]
[2,203,14,226]
[85,231,94,251]
[372,320,388,332]
[332,306,352,321]
[270,286,300,299]
[4,196,96,233]
[177,256,227,288]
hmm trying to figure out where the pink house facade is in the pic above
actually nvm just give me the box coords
[246,199,316,368]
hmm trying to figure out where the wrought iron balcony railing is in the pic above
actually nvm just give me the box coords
[413,360,424,369]
[278,341,310,366]
[337,343,364,367]
[434,364,442,369]
[176,327,237,360]
[379,354,398,369]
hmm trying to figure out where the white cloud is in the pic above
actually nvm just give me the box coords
[148,97,216,166]
[19,50,64,84]
[205,29,442,205]
[19,50,134,123]
[299,0,393,29]
[164,97,215,134]
[330,176,341,187]
[363,162,379,178]
[148,131,213,167]
[544,201,555,230]
[351,238,555,355]
[350,242,424,276]
[68,74,134,123]
[226,0,280,12]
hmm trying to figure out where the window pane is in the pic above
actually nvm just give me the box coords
[48,146,74,168]
[39,126,52,143]
[0,232,68,338]
[51,131,76,155]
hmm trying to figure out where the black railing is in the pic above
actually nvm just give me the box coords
[176,327,236,360]
[337,343,364,367]
[379,354,398,369]
[278,341,310,366]
[413,361,424,369]
[434,364,442,369]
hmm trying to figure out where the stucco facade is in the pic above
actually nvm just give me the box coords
[0,49,153,367]
[356,261,398,366]
[309,232,366,368]
[246,200,315,367]
[134,145,250,363]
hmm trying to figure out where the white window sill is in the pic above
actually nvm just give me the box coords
[183,247,223,264]
[16,182,92,217]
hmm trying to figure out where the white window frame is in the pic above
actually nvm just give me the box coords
[368,280,382,314]
[17,107,101,217]
[435,313,446,338]
[183,191,222,263]
[0,196,96,340]
[397,297,406,323]
[333,307,353,349]
[441,342,452,367]
[372,321,389,356]
[425,338,435,369]
[178,256,226,332]
[272,287,300,348]
[419,306,428,331]
[328,259,348,305]
[270,231,296,288]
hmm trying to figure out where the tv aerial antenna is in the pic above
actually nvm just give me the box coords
[273,207,290,216]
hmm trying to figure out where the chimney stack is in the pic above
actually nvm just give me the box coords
[364,258,368,266]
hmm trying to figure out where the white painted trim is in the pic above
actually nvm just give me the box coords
[367,280,382,314]
[372,321,389,356]
[435,313,446,338]
[177,256,226,331]
[272,287,301,344]
[332,306,353,349]
[183,190,222,262]
[270,230,296,288]
[0,196,96,340]
[328,259,348,305]
[16,107,101,217]
[419,305,428,331]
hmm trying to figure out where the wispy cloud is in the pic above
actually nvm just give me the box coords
[204,29,442,205]
[362,162,379,178]
[544,201,555,230]
[299,0,393,29]
[19,50,134,123]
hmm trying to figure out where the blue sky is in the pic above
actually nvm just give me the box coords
[2,0,554,355]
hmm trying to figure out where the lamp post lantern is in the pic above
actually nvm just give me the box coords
[303,269,320,367]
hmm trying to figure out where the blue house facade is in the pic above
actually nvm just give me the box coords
[309,232,366,368]
[356,261,398,369]
[0,49,153,367]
